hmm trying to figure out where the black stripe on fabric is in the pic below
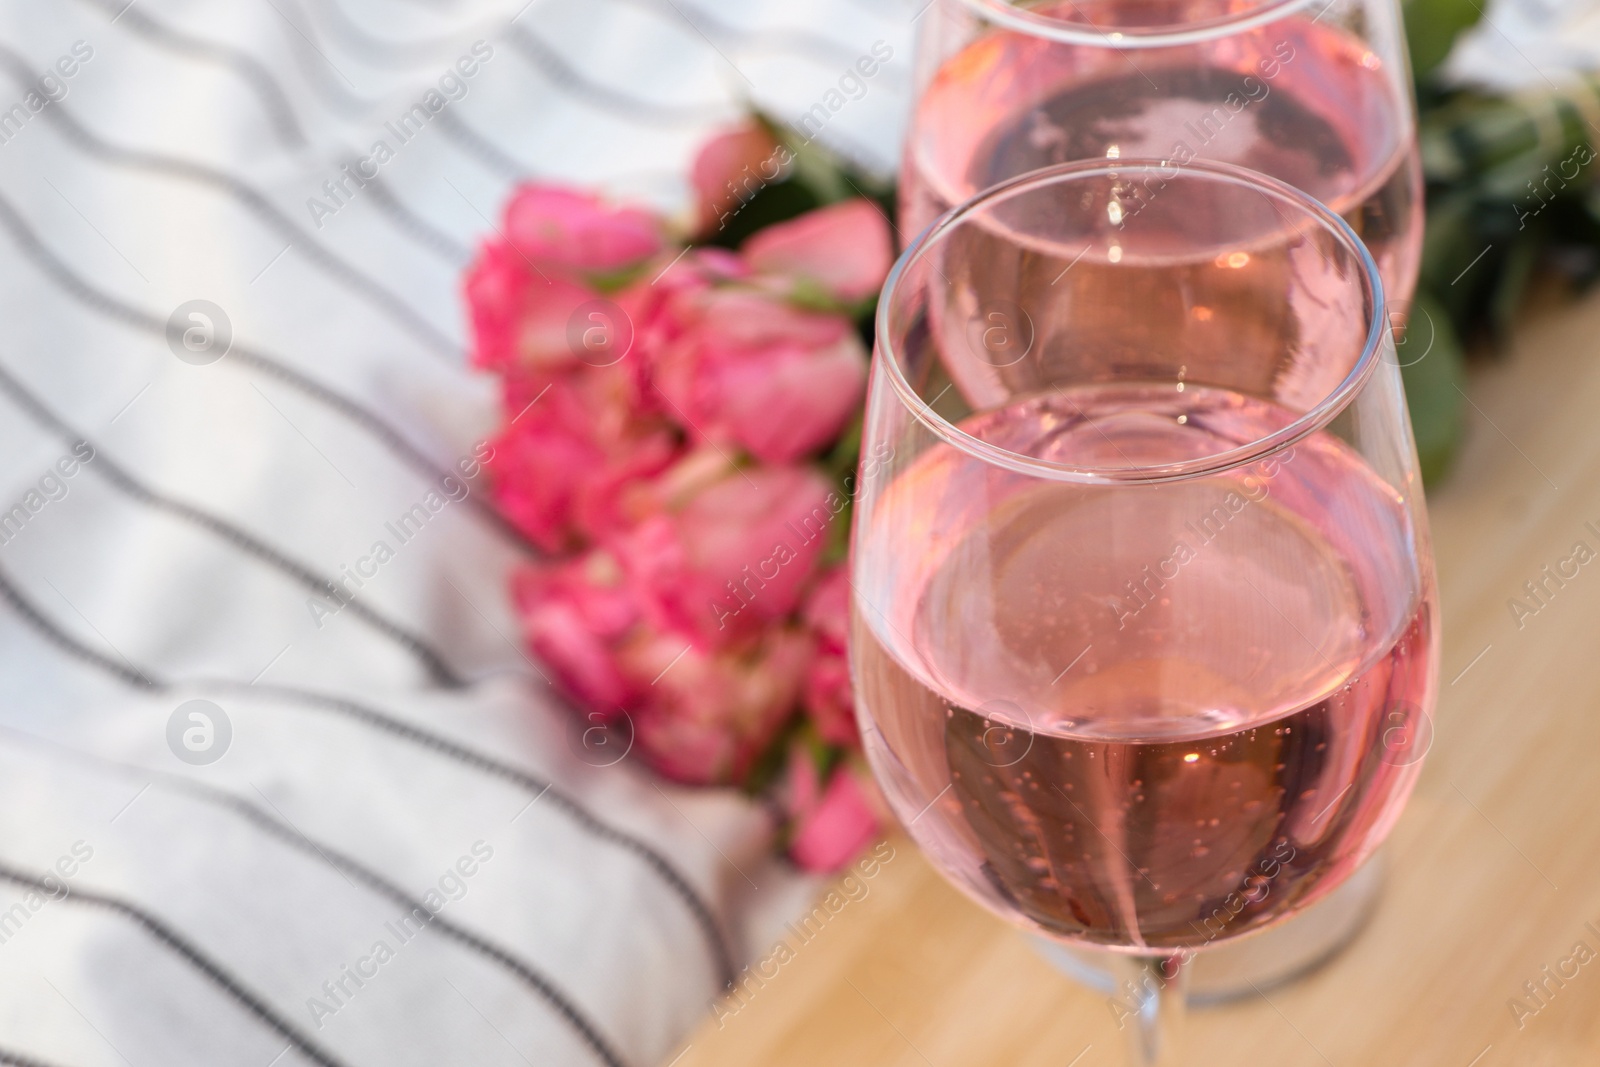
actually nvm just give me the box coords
[432,113,691,209]
[610,0,896,77]
[249,1,543,191]
[0,733,629,1067]
[0,188,534,554]
[0,561,161,691]
[0,363,466,689]
[0,864,355,1067]
[268,0,717,136]
[361,172,472,265]
[214,680,739,991]
[434,109,528,181]
[261,0,578,207]
[267,0,440,120]
[76,0,672,257]
[72,0,308,150]
[183,786,631,1067]
[0,565,737,990]
[0,1047,76,1067]
[0,42,461,363]
[314,0,482,65]
[83,0,478,267]
[273,0,722,136]
[504,24,726,126]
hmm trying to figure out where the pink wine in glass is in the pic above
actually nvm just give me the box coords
[902,10,1423,306]
[852,384,1437,951]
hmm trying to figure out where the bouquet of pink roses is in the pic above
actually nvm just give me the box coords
[464,122,892,872]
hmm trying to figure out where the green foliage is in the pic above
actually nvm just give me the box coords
[702,179,823,250]
[819,414,864,566]
[1403,0,1481,82]
[1406,15,1599,484]
[1399,288,1467,484]
[700,114,896,251]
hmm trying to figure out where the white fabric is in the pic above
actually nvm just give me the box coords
[0,2,913,1065]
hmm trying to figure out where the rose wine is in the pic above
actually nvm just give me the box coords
[852,384,1437,951]
[903,10,1422,306]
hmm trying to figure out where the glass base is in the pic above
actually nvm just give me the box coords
[1029,854,1384,1006]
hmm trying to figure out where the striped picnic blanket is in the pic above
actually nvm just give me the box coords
[0,1,911,1065]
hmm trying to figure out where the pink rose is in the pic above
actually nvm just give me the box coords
[744,199,894,305]
[626,626,813,786]
[503,185,664,276]
[468,239,674,380]
[466,243,593,376]
[801,567,858,747]
[655,287,867,464]
[613,462,837,649]
[489,369,679,552]
[465,240,523,373]
[691,121,786,236]
[627,246,748,348]
[514,549,646,713]
[515,551,810,788]
[789,765,881,872]
[467,185,670,374]
[781,743,824,820]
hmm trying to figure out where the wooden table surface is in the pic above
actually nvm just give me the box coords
[677,290,1600,1067]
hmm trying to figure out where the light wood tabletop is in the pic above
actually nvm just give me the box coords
[676,288,1600,1067]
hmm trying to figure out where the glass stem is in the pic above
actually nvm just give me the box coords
[1110,951,1190,1067]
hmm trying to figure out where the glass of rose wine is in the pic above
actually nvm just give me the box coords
[901,0,1422,312]
[851,159,1438,1064]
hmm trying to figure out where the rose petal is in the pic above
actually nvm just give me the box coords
[629,627,813,785]
[743,199,894,304]
[504,185,664,275]
[789,768,881,872]
[713,332,867,464]
[691,122,784,235]
[654,287,866,464]
[513,553,643,711]
[614,464,835,648]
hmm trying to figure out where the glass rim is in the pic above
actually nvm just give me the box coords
[873,157,1389,487]
[952,0,1319,48]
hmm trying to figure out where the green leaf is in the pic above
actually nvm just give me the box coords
[1398,288,1467,485]
[701,180,822,250]
[788,275,843,313]
[757,112,897,215]
[1404,0,1483,83]
[1488,229,1541,343]
[698,116,898,252]
[1418,192,1494,320]
[820,413,864,567]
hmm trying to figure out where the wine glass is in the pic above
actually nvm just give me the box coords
[900,0,1422,312]
[850,160,1438,1064]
